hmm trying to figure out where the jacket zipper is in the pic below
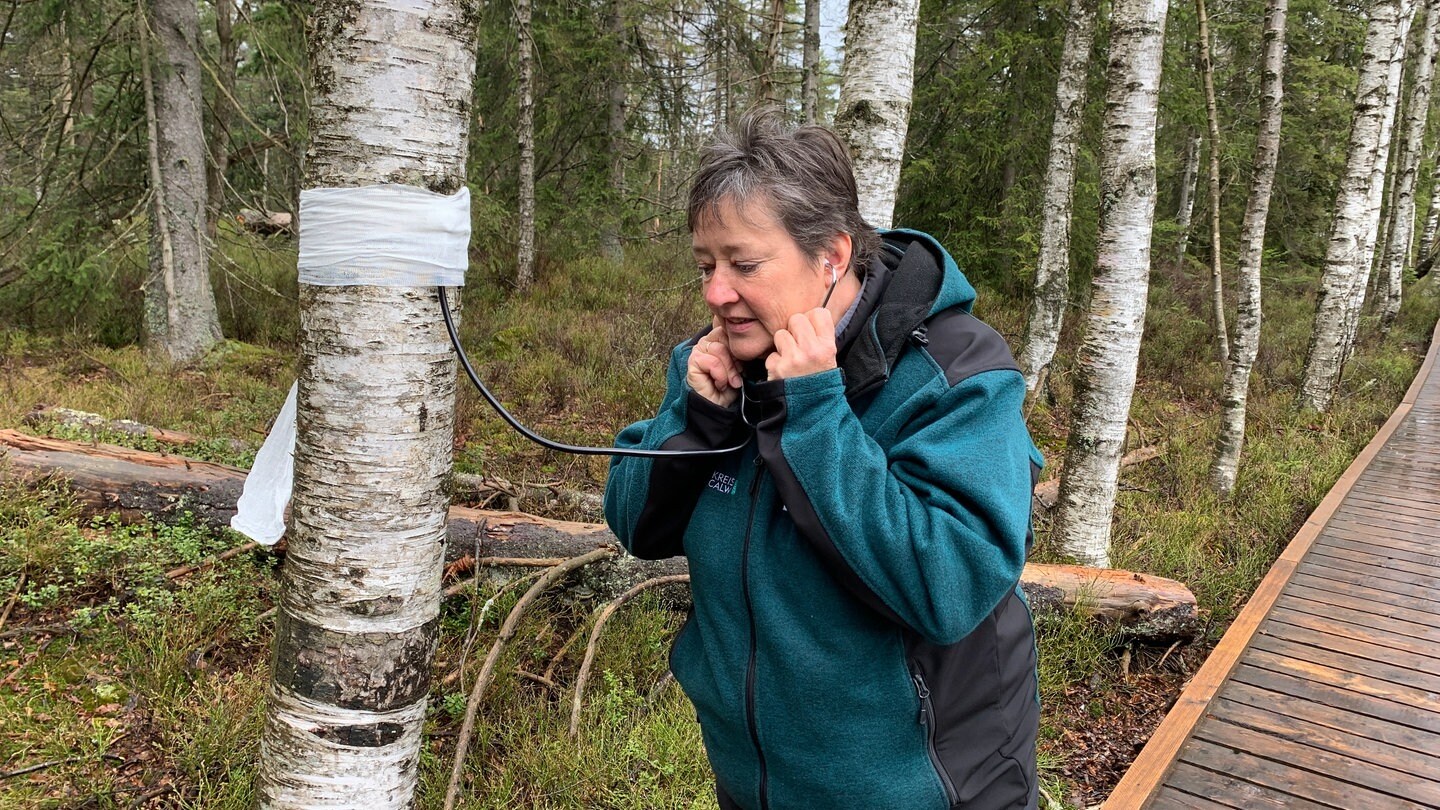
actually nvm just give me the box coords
[744,456,770,810]
[912,668,959,806]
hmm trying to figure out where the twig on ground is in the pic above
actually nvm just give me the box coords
[0,572,26,633]
[0,623,77,641]
[441,569,546,688]
[443,546,617,810]
[165,541,260,580]
[569,574,690,737]
[637,670,676,719]
[442,558,570,597]
[1154,639,1183,671]
[541,622,590,683]
[514,669,559,690]
[0,754,124,780]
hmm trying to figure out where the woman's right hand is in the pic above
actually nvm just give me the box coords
[687,319,743,408]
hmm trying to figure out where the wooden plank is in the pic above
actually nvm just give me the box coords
[1305,545,1440,581]
[1223,680,1440,762]
[1146,784,1238,810]
[1276,594,1440,646]
[1242,647,1440,713]
[1287,571,1440,620]
[1160,762,1329,810]
[1249,632,1440,695]
[1206,697,1440,784]
[1349,468,1440,490]
[1327,508,1440,538]
[1266,606,1440,663]
[1298,552,1440,590]
[1335,495,1440,524]
[1103,315,1440,809]
[1283,580,1440,628]
[1180,734,1426,810]
[1231,663,1440,734]
[1293,558,1440,602]
[1317,520,1440,557]
[1314,531,1440,565]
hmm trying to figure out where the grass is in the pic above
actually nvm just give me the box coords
[0,238,1435,808]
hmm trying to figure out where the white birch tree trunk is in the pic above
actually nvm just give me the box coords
[1052,0,1169,568]
[254,2,476,806]
[1212,0,1287,495]
[516,0,537,288]
[1197,0,1230,371]
[1174,133,1202,268]
[835,0,921,228]
[1420,144,1440,262]
[1381,0,1440,326]
[802,0,820,124]
[1017,0,1099,394]
[141,0,222,363]
[1298,0,1415,412]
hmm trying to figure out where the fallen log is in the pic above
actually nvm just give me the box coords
[23,406,249,455]
[0,429,1198,640]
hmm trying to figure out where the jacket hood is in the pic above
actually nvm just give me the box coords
[832,228,978,397]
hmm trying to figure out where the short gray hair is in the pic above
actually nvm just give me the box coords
[687,109,881,276]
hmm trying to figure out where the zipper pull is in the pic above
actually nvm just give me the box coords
[910,326,929,346]
[912,673,930,725]
[749,456,765,495]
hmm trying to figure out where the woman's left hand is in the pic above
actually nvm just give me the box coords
[766,308,837,381]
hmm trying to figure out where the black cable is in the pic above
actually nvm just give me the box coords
[438,286,751,458]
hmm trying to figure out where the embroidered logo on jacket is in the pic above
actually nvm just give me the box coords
[707,471,737,495]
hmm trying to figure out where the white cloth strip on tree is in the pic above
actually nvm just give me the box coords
[297,184,471,286]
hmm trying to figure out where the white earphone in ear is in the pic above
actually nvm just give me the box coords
[824,261,838,287]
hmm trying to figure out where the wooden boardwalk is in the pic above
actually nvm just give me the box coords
[1106,317,1440,810]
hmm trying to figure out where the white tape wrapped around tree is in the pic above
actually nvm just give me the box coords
[297,184,470,287]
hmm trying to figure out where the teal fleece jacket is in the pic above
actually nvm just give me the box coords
[605,231,1043,810]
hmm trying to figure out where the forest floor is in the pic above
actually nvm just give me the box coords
[1,244,1436,808]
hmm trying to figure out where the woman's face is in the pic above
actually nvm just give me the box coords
[692,197,837,363]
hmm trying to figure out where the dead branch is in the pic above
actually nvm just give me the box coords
[442,570,546,687]
[0,572,25,633]
[165,541,260,580]
[443,547,617,810]
[1033,444,1164,511]
[569,574,690,737]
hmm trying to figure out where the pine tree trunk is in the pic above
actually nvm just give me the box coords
[516,0,537,288]
[141,0,222,363]
[835,0,921,228]
[1212,0,1287,495]
[802,0,820,123]
[1197,0,1230,372]
[1381,0,1440,326]
[602,0,626,264]
[1017,0,1099,394]
[206,0,237,242]
[253,2,475,806]
[1298,0,1416,412]
[1174,133,1202,267]
[1052,0,1168,569]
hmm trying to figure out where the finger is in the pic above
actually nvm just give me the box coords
[711,342,742,389]
[806,306,834,336]
[787,313,817,344]
[773,328,798,357]
[765,352,781,380]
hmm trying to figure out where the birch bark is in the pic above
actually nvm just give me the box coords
[1174,133,1202,268]
[253,2,476,807]
[141,0,222,363]
[1298,0,1415,411]
[1197,0,1230,371]
[1380,0,1440,326]
[1420,145,1440,262]
[1052,0,1168,568]
[1017,0,1099,394]
[802,0,820,123]
[1212,0,1287,495]
[835,0,921,228]
[516,0,537,288]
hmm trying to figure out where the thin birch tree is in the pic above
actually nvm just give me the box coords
[1052,0,1168,569]
[602,0,626,264]
[1197,0,1230,371]
[802,0,820,123]
[1212,0,1287,495]
[1298,0,1416,411]
[517,0,537,288]
[139,0,222,362]
[254,1,476,806]
[1379,0,1440,327]
[835,0,922,228]
[1174,133,1202,268]
[1017,0,1100,395]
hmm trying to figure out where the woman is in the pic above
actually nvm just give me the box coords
[605,111,1042,810]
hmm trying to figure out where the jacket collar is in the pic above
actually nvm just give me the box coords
[835,236,946,398]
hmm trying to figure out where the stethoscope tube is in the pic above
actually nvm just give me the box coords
[438,286,752,458]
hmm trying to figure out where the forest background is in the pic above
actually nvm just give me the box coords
[0,0,1437,807]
